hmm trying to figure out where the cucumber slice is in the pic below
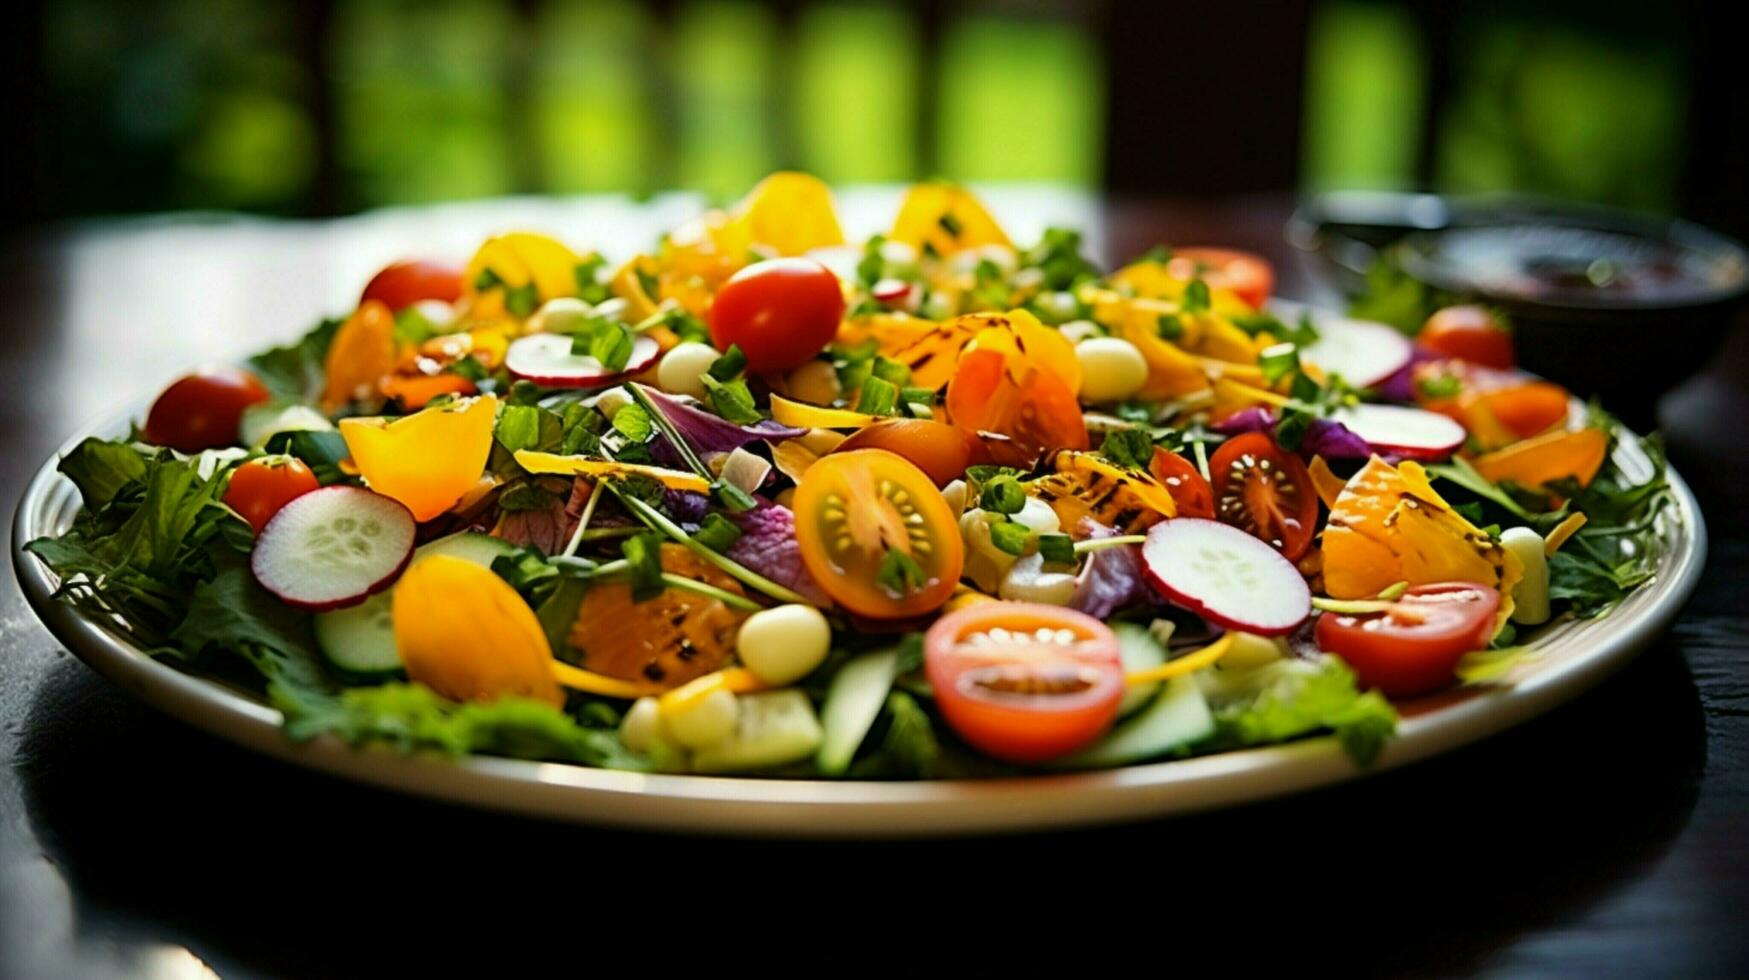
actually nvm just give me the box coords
[1059,674,1214,769]
[1112,622,1166,719]
[691,690,824,774]
[816,648,901,775]
[313,532,519,678]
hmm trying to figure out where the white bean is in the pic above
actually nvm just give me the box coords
[737,604,832,686]
[528,296,592,334]
[655,341,720,400]
[784,359,842,406]
[618,696,668,753]
[1502,526,1551,625]
[1075,337,1149,403]
[663,688,740,749]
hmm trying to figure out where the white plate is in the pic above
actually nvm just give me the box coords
[12,409,1705,838]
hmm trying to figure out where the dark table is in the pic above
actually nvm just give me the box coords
[4,194,1747,979]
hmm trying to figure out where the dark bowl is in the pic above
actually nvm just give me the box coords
[1288,192,1749,422]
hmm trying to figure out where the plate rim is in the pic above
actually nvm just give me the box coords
[11,403,1708,838]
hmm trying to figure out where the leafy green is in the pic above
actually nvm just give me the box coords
[707,344,748,382]
[611,403,655,442]
[27,447,248,644]
[57,437,148,508]
[1181,278,1211,313]
[701,375,762,425]
[1346,255,1439,334]
[1201,656,1399,766]
[246,317,341,400]
[621,531,665,602]
[1098,427,1154,470]
[875,548,927,596]
[568,316,635,373]
[264,429,353,485]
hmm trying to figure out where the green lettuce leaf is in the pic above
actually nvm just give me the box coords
[247,317,342,401]
[1200,655,1398,766]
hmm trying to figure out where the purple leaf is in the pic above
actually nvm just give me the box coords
[725,503,833,607]
[1372,344,1441,404]
[1213,407,1276,436]
[635,384,804,470]
[1069,520,1148,618]
[1300,417,1372,460]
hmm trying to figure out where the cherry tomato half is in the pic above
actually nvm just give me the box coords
[708,258,846,374]
[144,366,271,453]
[1149,447,1215,519]
[1167,247,1275,309]
[1419,305,1514,370]
[945,347,1088,462]
[360,260,465,312]
[1316,582,1501,696]
[1208,432,1317,560]
[223,456,320,533]
[924,601,1124,763]
[835,418,988,487]
[794,449,964,619]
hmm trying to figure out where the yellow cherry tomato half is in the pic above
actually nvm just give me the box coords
[394,554,563,707]
[793,449,964,619]
[339,394,498,521]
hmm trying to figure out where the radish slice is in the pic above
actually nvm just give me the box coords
[505,333,660,388]
[1141,518,1310,636]
[251,486,416,612]
[1273,300,1413,389]
[1329,403,1466,460]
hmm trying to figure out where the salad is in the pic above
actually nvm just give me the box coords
[26,173,1676,779]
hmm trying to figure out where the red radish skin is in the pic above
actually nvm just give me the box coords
[1275,301,1413,390]
[251,487,416,612]
[1329,404,1466,460]
[505,333,660,388]
[1141,518,1311,636]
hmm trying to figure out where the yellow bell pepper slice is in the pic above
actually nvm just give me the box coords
[512,452,712,493]
[394,555,564,707]
[1108,259,1255,316]
[728,171,845,256]
[463,232,584,319]
[322,300,398,412]
[959,309,1082,396]
[610,256,663,322]
[889,181,1011,255]
[769,394,881,430]
[340,394,498,521]
[1124,634,1235,687]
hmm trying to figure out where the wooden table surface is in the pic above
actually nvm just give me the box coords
[3,193,1746,978]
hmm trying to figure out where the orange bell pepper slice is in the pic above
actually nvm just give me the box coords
[394,555,563,707]
[322,300,398,412]
[379,372,477,410]
[339,394,498,521]
[1472,427,1609,491]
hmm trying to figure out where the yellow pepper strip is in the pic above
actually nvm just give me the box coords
[549,661,649,700]
[513,451,711,493]
[610,257,662,321]
[1124,634,1236,687]
[1307,455,1349,510]
[728,171,845,256]
[1210,378,1291,421]
[1544,512,1590,556]
[888,181,1011,255]
[657,667,767,716]
[770,428,848,483]
[340,395,499,522]
[769,394,881,430]
[960,309,1083,395]
[394,556,563,707]
[463,232,583,319]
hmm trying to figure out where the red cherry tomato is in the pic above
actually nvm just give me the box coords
[1167,247,1275,308]
[1419,306,1515,370]
[144,366,271,453]
[708,258,846,373]
[1316,582,1501,696]
[223,456,320,533]
[1148,447,1215,519]
[1208,432,1317,560]
[360,260,465,312]
[924,602,1125,763]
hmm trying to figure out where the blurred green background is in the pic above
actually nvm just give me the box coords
[14,0,1724,221]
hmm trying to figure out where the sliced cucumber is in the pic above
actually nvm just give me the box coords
[816,648,901,776]
[313,532,519,679]
[1113,621,1166,719]
[1059,674,1214,769]
[691,690,824,774]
